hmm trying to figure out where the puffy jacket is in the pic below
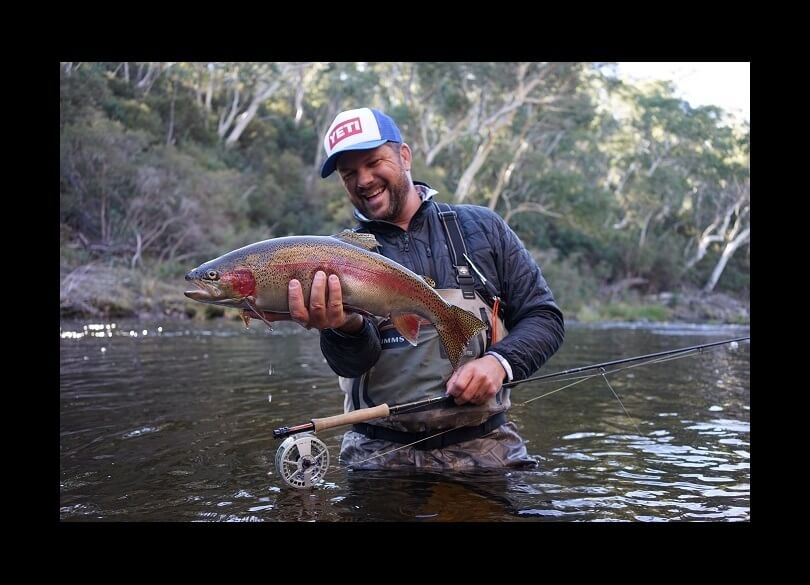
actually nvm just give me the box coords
[320,182,565,381]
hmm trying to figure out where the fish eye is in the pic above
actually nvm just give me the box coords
[206,270,220,280]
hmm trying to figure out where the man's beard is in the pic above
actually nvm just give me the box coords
[359,168,410,222]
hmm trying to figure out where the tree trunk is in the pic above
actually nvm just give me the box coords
[638,210,653,250]
[100,189,107,244]
[224,80,281,147]
[703,227,750,292]
[217,87,240,139]
[205,64,215,112]
[703,227,751,292]
[131,229,143,269]
[136,63,160,95]
[293,68,306,127]
[99,163,108,244]
[454,132,497,203]
[503,202,562,223]
[166,81,176,146]
[488,139,528,210]
[424,112,472,166]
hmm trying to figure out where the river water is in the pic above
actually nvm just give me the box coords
[60,318,750,522]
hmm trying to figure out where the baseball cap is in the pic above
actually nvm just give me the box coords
[320,108,402,178]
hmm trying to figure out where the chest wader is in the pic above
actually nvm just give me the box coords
[340,202,511,449]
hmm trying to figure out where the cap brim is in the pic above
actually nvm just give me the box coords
[320,139,389,178]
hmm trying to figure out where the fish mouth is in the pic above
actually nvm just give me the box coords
[184,280,228,303]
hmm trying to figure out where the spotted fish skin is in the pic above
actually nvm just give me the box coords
[184,234,487,369]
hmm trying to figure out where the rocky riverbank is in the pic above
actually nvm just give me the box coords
[60,262,749,325]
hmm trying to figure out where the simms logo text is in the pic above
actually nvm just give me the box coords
[329,117,363,149]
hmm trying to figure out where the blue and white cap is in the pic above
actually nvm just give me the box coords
[320,108,402,178]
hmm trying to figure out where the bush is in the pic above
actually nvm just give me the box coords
[532,249,601,318]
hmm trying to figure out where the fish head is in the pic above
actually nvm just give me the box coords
[184,259,257,307]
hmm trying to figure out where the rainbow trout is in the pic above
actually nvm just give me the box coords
[184,231,487,369]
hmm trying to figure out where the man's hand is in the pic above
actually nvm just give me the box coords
[288,271,364,333]
[446,354,507,405]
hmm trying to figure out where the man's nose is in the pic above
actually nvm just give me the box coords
[356,166,374,186]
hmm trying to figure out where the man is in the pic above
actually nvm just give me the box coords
[288,107,564,469]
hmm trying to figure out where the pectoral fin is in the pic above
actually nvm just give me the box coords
[241,303,292,331]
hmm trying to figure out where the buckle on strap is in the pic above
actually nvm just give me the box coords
[352,412,507,451]
[455,265,476,299]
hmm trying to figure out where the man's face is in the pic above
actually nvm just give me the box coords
[336,143,412,223]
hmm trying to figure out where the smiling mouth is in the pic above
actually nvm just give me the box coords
[363,187,385,201]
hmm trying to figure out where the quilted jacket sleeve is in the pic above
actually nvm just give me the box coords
[319,317,382,377]
[465,208,565,381]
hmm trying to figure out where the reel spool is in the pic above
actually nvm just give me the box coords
[274,432,330,489]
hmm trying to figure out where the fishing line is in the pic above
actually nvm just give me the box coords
[316,348,702,477]
[599,368,642,436]
[275,336,749,486]
[325,341,742,471]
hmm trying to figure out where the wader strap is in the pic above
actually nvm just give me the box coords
[434,203,504,315]
[352,412,507,451]
[435,202,477,299]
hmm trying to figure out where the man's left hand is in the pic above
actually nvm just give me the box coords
[446,354,507,405]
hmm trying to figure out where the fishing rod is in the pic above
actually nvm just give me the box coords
[270,335,748,487]
[272,393,454,440]
[272,336,749,439]
[502,335,750,388]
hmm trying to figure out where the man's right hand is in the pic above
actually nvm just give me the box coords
[288,271,364,334]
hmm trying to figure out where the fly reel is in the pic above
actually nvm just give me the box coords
[274,432,330,489]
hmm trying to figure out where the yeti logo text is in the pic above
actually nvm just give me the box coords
[329,117,363,149]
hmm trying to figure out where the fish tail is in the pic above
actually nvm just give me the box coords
[435,305,488,370]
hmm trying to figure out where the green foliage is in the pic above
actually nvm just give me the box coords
[102,98,163,136]
[60,65,113,127]
[150,92,218,146]
[253,151,322,234]
[412,158,451,198]
[60,113,151,241]
[535,250,602,316]
[571,298,671,323]
[602,302,672,322]
[59,62,749,321]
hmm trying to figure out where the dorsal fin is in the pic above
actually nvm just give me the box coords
[331,229,380,251]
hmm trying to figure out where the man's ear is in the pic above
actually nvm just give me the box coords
[400,142,412,171]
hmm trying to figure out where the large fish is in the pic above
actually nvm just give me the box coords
[184,231,487,369]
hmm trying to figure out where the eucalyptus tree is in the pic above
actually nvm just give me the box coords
[373,62,588,204]
[452,63,587,204]
[605,81,694,247]
[681,125,750,291]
